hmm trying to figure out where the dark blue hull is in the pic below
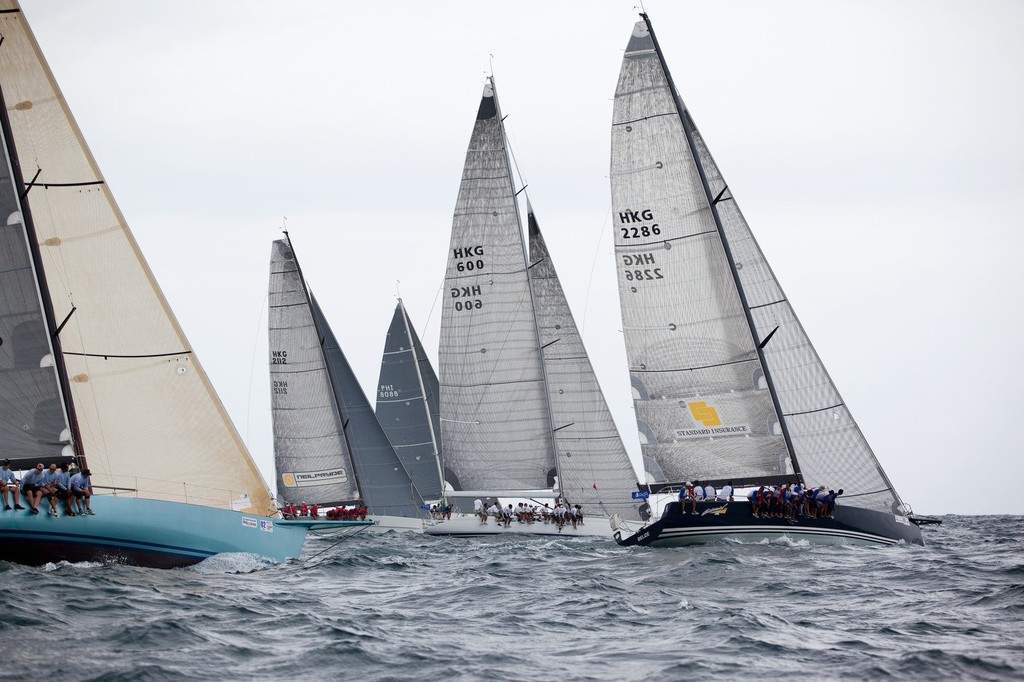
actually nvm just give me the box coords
[613,501,923,547]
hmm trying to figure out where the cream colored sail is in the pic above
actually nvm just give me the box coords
[0,1,272,514]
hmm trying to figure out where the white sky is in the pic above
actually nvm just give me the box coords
[18,1,1024,515]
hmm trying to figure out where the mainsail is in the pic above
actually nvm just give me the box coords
[438,80,558,492]
[610,16,904,514]
[268,239,360,506]
[376,300,444,501]
[527,205,640,519]
[0,1,272,514]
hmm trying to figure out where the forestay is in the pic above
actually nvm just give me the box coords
[438,81,557,491]
[0,4,272,513]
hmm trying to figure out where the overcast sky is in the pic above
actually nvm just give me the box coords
[19,1,1024,515]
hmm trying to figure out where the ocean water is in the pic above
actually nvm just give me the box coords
[2,515,1021,681]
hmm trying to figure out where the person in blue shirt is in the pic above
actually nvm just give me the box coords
[40,463,60,517]
[1,459,25,511]
[70,468,95,515]
[20,463,46,515]
[54,462,76,516]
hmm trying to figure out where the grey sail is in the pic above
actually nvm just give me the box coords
[268,239,360,506]
[438,81,558,492]
[527,205,640,519]
[611,18,904,514]
[376,300,444,501]
[312,296,424,517]
[0,112,72,470]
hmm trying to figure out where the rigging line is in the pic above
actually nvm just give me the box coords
[245,285,268,452]
[582,204,613,333]
[841,487,893,499]
[300,523,375,569]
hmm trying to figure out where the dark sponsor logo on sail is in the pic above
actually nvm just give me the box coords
[675,425,750,438]
[281,468,349,487]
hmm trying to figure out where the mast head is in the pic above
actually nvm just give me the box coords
[477,80,497,120]
[626,20,655,55]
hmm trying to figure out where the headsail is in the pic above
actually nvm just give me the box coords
[376,300,444,501]
[438,81,557,492]
[610,16,904,514]
[0,1,273,513]
[268,239,360,506]
[312,296,424,517]
[527,205,640,520]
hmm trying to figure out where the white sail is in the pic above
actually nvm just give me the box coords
[438,81,557,492]
[610,17,903,514]
[527,206,640,520]
[611,21,791,486]
[0,1,272,514]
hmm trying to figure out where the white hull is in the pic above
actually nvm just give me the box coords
[368,514,426,533]
[425,513,611,538]
[301,514,426,534]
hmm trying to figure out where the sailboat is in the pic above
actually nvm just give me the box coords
[426,80,640,538]
[0,0,308,568]
[268,237,426,532]
[375,299,445,502]
[608,15,923,547]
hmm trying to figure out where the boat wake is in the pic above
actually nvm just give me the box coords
[189,552,280,574]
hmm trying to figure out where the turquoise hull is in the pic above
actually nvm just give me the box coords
[0,496,308,568]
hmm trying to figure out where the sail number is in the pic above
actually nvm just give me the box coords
[453,245,486,272]
[379,384,399,399]
[619,208,660,239]
[451,284,483,312]
[622,253,664,281]
[271,350,288,365]
[273,380,288,395]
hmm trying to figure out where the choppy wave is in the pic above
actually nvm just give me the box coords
[1,515,1022,680]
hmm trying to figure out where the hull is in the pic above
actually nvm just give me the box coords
[613,501,923,547]
[425,513,611,538]
[283,515,425,533]
[0,496,308,568]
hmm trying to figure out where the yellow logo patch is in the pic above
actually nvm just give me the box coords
[688,401,721,427]
[281,473,296,487]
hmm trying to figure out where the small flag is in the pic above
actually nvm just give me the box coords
[592,483,597,490]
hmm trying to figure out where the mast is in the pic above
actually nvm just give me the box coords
[281,230,362,504]
[490,77,563,498]
[0,83,84,468]
[398,297,445,500]
[639,13,803,481]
